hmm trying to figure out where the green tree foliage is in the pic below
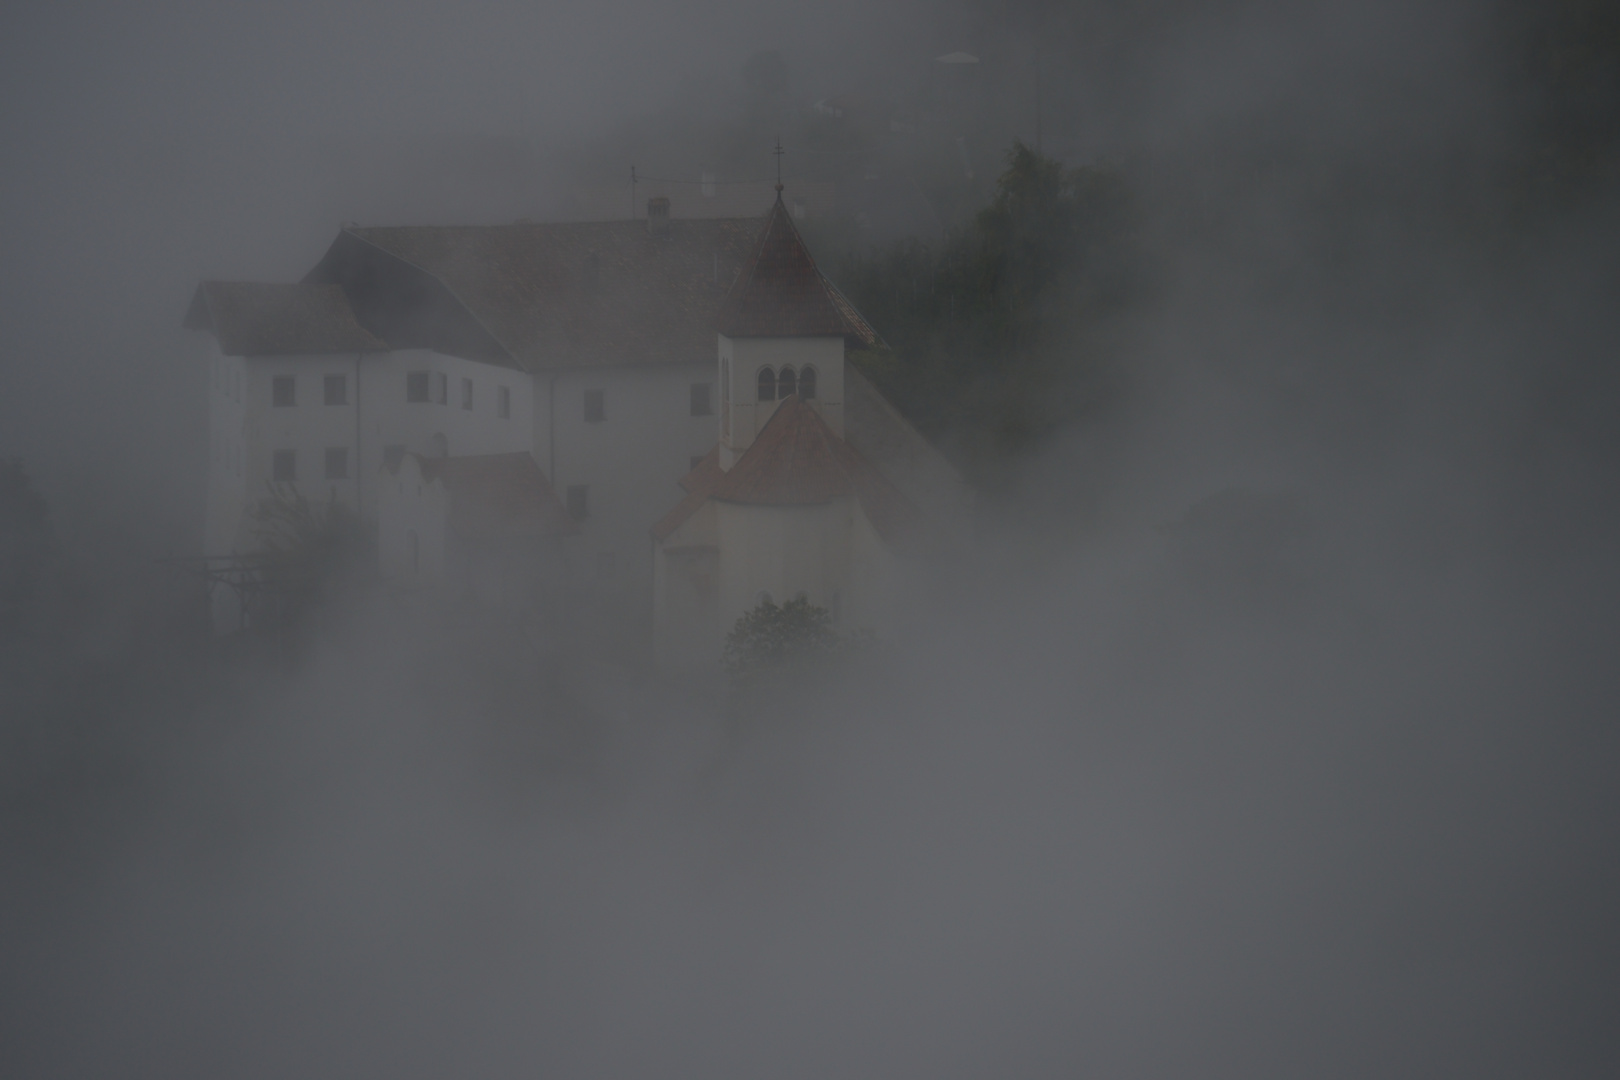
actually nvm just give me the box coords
[835,141,1143,470]
[722,594,841,678]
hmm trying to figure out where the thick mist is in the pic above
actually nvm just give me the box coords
[4,1,1619,1077]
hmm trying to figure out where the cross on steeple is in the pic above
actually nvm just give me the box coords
[772,138,785,193]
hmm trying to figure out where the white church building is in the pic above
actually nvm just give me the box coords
[185,193,971,660]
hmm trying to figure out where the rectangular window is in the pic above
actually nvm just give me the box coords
[584,389,605,422]
[690,382,712,416]
[566,484,588,520]
[324,448,349,479]
[272,375,295,407]
[406,372,430,403]
[434,372,448,404]
[497,385,510,419]
[324,374,347,405]
[461,377,473,410]
[272,449,296,482]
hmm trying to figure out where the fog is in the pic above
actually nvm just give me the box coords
[3,1,1618,1077]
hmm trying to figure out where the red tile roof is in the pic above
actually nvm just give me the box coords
[414,452,578,542]
[716,196,879,346]
[653,397,930,555]
[651,446,723,542]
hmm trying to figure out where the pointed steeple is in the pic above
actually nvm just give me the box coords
[716,196,878,345]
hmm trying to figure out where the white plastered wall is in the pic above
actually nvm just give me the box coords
[205,344,531,555]
[713,497,855,636]
[202,337,250,555]
[718,335,845,469]
[537,362,719,597]
[376,454,448,580]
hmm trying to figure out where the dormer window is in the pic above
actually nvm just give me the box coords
[777,366,797,398]
[756,367,775,402]
[799,365,817,400]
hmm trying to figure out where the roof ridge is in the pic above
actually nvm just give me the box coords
[336,228,520,365]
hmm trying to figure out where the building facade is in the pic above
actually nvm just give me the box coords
[187,199,968,648]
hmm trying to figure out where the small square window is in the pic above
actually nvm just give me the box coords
[324,448,349,479]
[566,484,588,520]
[406,372,429,403]
[497,385,511,419]
[584,389,605,422]
[272,376,295,407]
[690,382,712,416]
[461,377,473,410]
[272,449,296,482]
[434,372,448,405]
[324,374,347,405]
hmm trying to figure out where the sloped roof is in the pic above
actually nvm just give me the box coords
[311,218,763,370]
[413,452,577,542]
[653,397,929,555]
[716,196,879,345]
[184,282,388,356]
[651,452,722,544]
[843,365,975,537]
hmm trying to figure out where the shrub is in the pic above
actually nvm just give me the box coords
[722,595,841,678]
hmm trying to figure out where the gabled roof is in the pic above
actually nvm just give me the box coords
[200,203,881,370]
[716,196,879,346]
[305,218,763,370]
[653,397,930,555]
[407,452,578,542]
[184,282,388,356]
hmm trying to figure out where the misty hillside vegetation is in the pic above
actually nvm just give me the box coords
[836,143,1142,469]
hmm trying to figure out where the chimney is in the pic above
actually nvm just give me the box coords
[647,196,671,235]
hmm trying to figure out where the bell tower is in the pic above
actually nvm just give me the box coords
[714,190,875,470]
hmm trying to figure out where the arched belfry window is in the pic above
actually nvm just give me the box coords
[777,366,797,399]
[799,365,817,400]
[757,367,775,402]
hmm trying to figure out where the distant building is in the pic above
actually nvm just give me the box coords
[186,196,970,650]
[650,196,970,669]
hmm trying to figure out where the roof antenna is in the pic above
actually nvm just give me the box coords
[772,138,785,194]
